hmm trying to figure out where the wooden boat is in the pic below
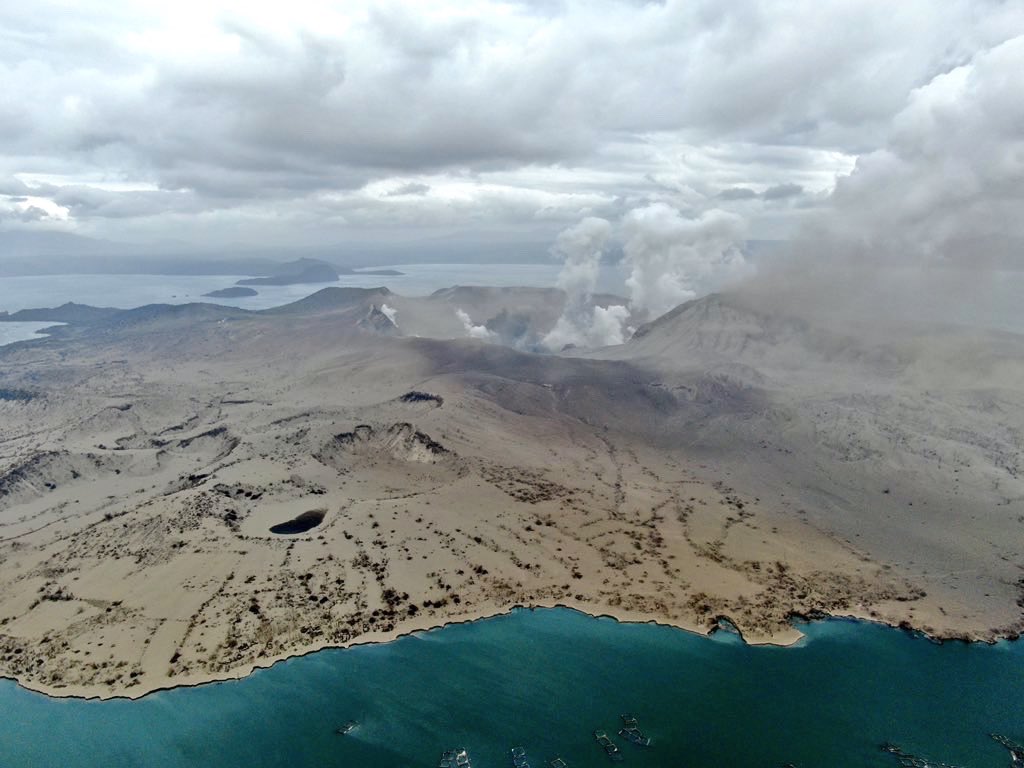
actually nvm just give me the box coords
[594,730,624,762]
[510,745,531,768]
[618,726,651,747]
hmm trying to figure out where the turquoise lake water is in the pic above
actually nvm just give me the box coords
[0,608,1021,767]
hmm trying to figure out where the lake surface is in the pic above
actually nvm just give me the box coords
[0,321,65,347]
[0,264,629,314]
[0,608,1020,768]
[0,265,631,347]
[2,265,1022,344]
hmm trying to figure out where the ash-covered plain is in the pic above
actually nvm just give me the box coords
[0,284,1021,699]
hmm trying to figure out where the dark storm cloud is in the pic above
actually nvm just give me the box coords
[762,183,804,201]
[0,205,51,223]
[718,187,758,200]
[0,176,40,196]
[49,186,211,219]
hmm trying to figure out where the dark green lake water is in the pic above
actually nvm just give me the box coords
[1,608,1021,767]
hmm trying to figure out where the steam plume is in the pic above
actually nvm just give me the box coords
[621,204,749,318]
[543,217,631,349]
[455,308,495,340]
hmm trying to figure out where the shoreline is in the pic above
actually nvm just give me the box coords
[2,600,1016,704]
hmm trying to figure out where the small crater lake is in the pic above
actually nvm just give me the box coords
[269,509,327,535]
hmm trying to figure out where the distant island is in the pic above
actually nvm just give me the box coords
[202,287,258,298]
[236,257,404,287]
[238,258,339,286]
[0,302,118,324]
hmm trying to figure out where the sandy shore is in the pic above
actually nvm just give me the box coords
[0,600,824,702]
[7,598,1002,702]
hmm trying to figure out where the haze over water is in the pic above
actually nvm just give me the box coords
[1,265,1022,335]
[1,608,1020,768]
[0,265,604,313]
[0,265,625,347]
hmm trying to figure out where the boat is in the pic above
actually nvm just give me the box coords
[618,714,651,746]
[334,720,358,735]
[618,726,651,747]
[547,757,568,768]
[879,743,964,768]
[991,734,1024,763]
[594,730,624,762]
[510,746,531,768]
[438,747,472,768]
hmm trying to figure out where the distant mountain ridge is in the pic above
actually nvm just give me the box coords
[0,287,398,337]
[0,302,120,324]
[237,258,340,286]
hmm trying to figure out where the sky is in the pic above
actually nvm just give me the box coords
[0,0,1022,260]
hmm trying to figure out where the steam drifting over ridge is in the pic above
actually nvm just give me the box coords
[735,34,1024,336]
[622,205,750,318]
[542,217,629,350]
[542,206,749,350]
[456,308,495,340]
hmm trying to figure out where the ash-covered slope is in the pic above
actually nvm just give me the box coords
[1,283,1022,700]
[616,292,908,377]
[260,286,393,315]
[590,292,1024,635]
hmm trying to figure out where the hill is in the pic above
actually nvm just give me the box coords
[237,258,340,286]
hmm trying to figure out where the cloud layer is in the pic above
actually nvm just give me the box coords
[2,1,1020,252]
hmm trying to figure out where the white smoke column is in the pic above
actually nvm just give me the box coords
[621,204,749,318]
[380,304,398,326]
[543,217,630,349]
[455,308,495,340]
[588,304,631,344]
[552,216,611,304]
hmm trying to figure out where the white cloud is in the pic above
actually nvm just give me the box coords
[821,35,1024,264]
[739,34,1024,332]
[0,1,1020,251]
